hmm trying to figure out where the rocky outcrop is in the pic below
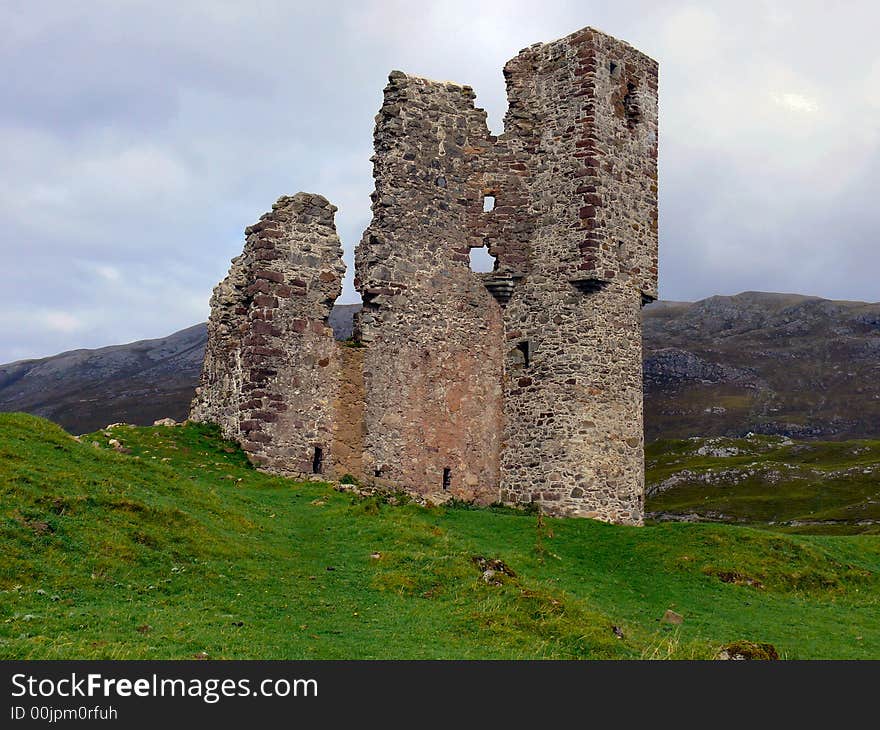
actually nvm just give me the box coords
[644,348,758,387]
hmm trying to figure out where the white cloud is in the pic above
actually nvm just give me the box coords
[865,59,880,109]
[659,5,724,65]
[38,311,85,334]
[93,265,121,282]
[773,92,819,114]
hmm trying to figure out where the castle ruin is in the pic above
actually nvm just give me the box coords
[191,26,659,524]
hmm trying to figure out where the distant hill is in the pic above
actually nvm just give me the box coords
[1,293,878,439]
[643,292,880,441]
[0,324,206,434]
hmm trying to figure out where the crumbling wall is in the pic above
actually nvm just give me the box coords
[353,27,658,520]
[193,25,658,524]
[355,72,504,501]
[190,250,248,439]
[191,193,345,477]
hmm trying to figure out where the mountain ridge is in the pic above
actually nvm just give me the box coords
[2,292,878,438]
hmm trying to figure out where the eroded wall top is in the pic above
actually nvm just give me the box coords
[495,26,659,300]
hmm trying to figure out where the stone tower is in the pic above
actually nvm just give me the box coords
[191,26,658,525]
[492,29,659,522]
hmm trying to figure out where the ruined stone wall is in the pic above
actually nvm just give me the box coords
[193,25,658,524]
[351,27,657,520]
[190,250,249,439]
[191,193,345,477]
[355,73,504,501]
[490,28,658,522]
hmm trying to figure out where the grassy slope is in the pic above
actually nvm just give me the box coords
[646,436,880,534]
[1,414,879,659]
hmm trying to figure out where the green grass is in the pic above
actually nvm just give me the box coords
[646,436,880,534]
[1,413,879,659]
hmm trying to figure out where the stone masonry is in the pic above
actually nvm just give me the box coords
[191,26,658,524]
[355,71,506,501]
[191,194,345,475]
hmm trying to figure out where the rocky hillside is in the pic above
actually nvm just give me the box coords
[645,435,880,534]
[643,292,880,441]
[1,293,878,439]
[0,324,206,434]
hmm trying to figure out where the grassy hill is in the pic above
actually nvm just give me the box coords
[646,436,880,534]
[1,413,879,659]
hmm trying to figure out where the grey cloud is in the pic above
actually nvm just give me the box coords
[1,0,878,364]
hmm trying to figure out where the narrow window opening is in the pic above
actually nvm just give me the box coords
[442,468,452,491]
[609,61,618,76]
[312,446,324,474]
[482,194,496,212]
[469,245,497,273]
[623,82,640,126]
[517,341,531,369]
[374,467,383,478]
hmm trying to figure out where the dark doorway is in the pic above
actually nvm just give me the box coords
[312,446,324,474]
[442,468,451,491]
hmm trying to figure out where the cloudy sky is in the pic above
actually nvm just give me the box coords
[2,0,878,362]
